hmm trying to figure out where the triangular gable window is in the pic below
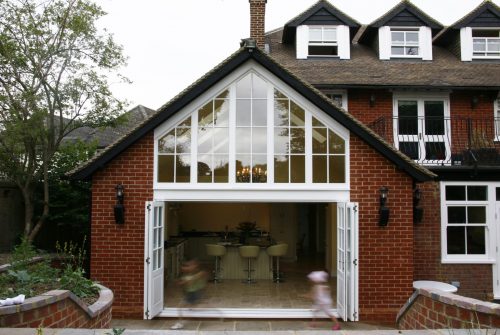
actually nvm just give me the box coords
[156,72,347,186]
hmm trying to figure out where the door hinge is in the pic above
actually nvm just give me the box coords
[353,205,358,212]
[147,204,151,211]
[353,311,358,320]
[145,309,150,318]
[146,257,150,265]
[353,259,358,266]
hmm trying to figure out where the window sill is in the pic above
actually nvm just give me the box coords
[441,257,495,265]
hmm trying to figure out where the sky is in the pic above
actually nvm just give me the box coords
[97,0,500,110]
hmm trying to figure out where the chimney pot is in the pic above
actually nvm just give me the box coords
[249,0,267,49]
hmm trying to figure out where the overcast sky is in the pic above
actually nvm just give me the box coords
[98,0,500,110]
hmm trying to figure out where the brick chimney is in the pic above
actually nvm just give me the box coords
[249,0,266,49]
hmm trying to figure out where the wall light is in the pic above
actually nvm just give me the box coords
[114,184,125,224]
[379,186,390,226]
[413,188,423,224]
[369,93,376,107]
[471,96,479,109]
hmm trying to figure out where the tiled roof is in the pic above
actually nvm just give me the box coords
[267,28,500,88]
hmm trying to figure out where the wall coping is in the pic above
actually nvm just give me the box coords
[0,283,113,319]
[397,288,500,323]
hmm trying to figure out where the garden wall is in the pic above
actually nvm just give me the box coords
[397,288,500,329]
[0,284,113,328]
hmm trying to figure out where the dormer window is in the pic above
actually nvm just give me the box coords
[472,29,500,58]
[391,28,419,57]
[308,27,338,56]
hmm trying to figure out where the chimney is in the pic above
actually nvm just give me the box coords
[249,0,266,49]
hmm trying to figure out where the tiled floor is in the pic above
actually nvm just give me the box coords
[164,255,337,309]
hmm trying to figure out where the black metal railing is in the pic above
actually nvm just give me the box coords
[368,116,500,167]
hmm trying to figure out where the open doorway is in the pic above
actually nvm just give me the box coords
[162,202,337,311]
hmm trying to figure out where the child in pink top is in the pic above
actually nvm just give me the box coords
[307,271,341,331]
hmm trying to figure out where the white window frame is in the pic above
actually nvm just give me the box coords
[472,28,500,59]
[494,96,500,141]
[153,62,350,195]
[392,93,451,165]
[324,90,348,111]
[390,27,420,58]
[308,26,338,57]
[440,181,497,264]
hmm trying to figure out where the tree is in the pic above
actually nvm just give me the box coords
[0,0,127,241]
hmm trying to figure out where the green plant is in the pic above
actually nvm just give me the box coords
[10,237,37,271]
[105,328,125,335]
[59,265,98,298]
[55,236,88,270]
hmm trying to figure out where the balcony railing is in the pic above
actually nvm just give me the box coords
[368,116,500,167]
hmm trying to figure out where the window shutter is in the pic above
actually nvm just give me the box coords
[378,26,391,60]
[460,27,473,61]
[296,25,309,59]
[337,25,351,60]
[419,26,433,60]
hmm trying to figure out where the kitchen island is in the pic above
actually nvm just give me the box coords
[218,242,272,280]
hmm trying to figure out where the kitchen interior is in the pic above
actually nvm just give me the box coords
[163,202,338,309]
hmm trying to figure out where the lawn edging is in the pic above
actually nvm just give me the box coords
[397,287,500,329]
[0,283,113,328]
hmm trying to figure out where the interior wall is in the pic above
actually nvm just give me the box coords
[327,203,337,277]
[176,203,270,232]
[270,203,298,260]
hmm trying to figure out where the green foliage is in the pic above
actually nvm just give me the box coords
[105,328,125,335]
[10,237,37,270]
[59,265,98,298]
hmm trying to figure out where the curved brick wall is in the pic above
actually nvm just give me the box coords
[397,288,500,329]
[0,284,113,328]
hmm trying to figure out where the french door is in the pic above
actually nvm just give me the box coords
[144,201,165,319]
[393,97,450,165]
[337,202,359,321]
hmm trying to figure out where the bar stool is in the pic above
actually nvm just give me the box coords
[266,243,288,283]
[205,244,226,283]
[239,245,260,284]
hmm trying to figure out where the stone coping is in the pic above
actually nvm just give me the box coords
[0,284,113,319]
[396,287,500,323]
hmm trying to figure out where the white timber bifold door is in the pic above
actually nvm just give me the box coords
[144,201,165,319]
[337,202,359,321]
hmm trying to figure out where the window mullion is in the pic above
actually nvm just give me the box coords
[191,113,198,183]
[229,86,236,184]
[305,112,312,184]
[267,84,274,183]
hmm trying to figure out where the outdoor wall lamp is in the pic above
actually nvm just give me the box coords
[114,184,125,225]
[379,186,390,227]
[369,93,376,107]
[471,96,479,109]
[413,188,423,224]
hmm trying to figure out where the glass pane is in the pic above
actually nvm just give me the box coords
[489,39,500,52]
[158,155,174,182]
[252,155,267,183]
[176,155,191,183]
[252,99,267,126]
[329,155,345,183]
[214,155,229,183]
[448,206,466,223]
[290,128,305,154]
[406,47,419,55]
[213,128,229,153]
[446,186,466,201]
[467,186,487,201]
[197,128,212,153]
[178,117,191,128]
[158,130,175,153]
[197,154,212,183]
[473,39,486,52]
[252,128,267,153]
[309,28,322,42]
[236,155,251,183]
[399,142,419,160]
[290,155,305,183]
[198,102,213,127]
[392,31,404,43]
[391,46,404,55]
[312,117,324,127]
[309,45,338,56]
[176,128,191,154]
[425,142,446,161]
[236,74,251,98]
[312,128,327,154]
[424,101,444,135]
[274,89,287,100]
[447,226,465,254]
[252,74,267,99]
[290,102,305,126]
[235,128,251,153]
[323,28,337,41]
[214,99,229,126]
[216,90,229,99]
[467,206,486,224]
[274,128,289,154]
[274,155,289,183]
[313,155,327,183]
[467,227,486,254]
[274,99,289,126]
[236,99,251,126]
[406,32,419,43]
[398,101,418,135]
[329,131,345,154]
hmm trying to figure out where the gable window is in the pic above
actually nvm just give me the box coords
[391,28,419,56]
[308,26,338,56]
[441,183,497,264]
[155,71,348,186]
[325,90,348,111]
[472,29,500,58]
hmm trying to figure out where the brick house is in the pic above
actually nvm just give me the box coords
[70,0,500,323]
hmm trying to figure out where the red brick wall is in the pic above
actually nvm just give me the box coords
[350,135,415,322]
[90,132,154,318]
[414,181,493,300]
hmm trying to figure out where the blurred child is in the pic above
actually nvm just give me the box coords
[306,270,341,331]
[170,259,207,330]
